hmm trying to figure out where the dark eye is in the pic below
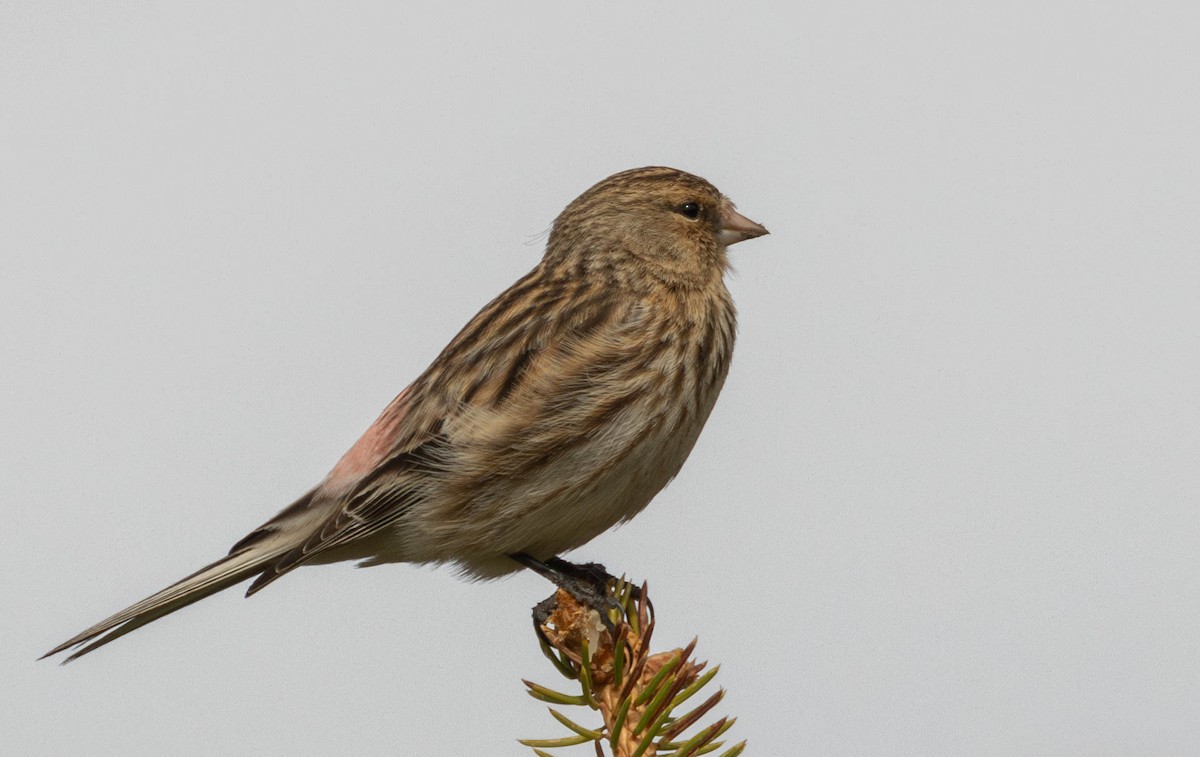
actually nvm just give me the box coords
[677,201,702,219]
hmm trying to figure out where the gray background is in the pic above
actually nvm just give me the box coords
[4,2,1198,755]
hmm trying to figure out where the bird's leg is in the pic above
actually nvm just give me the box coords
[510,553,631,630]
[542,556,617,589]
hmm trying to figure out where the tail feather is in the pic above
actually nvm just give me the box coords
[42,548,276,664]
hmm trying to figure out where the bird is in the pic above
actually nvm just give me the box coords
[43,166,768,663]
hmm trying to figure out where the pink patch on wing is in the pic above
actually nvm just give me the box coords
[326,387,411,485]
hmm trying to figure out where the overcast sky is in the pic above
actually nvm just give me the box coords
[3,2,1199,755]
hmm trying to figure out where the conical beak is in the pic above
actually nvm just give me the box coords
[719,206,769,246]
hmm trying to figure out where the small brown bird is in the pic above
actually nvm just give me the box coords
[44,166,768,662]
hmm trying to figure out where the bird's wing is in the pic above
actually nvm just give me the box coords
[243,432,450,594]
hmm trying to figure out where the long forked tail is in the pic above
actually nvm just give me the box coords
[42,548,277,664]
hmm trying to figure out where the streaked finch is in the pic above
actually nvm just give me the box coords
[45,166,768,662]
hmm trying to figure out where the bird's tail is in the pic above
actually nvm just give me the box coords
[41,547,279,664]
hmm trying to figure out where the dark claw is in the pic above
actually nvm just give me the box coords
[531,594,560,648]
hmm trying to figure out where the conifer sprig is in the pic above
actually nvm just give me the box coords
[520,580,746,757]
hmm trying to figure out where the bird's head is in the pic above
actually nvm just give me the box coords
[545,166,768,288]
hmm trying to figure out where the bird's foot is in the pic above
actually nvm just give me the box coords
[511,553,638,632]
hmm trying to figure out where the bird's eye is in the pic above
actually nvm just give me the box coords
[677,201,702,219]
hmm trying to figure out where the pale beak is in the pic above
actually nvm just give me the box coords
[719,206,769,246]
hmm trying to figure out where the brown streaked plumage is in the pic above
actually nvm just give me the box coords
[43,166,768,662]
